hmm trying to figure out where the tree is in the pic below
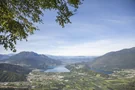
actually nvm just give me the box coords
[0,0,83,52]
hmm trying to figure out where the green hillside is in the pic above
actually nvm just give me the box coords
[91,47,135,71]
[0,70,26,82]
[0,63,31,74]
[0,63,31,82]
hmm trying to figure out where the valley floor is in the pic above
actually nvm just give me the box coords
[0,64,135,90]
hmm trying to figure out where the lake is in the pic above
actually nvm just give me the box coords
[41,65,112,74]
[44,65,70,72]
[90,68,113,74]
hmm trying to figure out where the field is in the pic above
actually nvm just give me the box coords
[0,63,135,90]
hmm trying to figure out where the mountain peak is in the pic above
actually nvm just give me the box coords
[2,51,61,69]
[16,51,39,57]
[18,51,38,54]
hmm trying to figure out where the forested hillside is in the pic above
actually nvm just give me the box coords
[0,63,31,82]
[91,47,135,71]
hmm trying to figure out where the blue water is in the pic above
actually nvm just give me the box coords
[44,65,70,72]
[41,65,112,74]
[90,68,113,74]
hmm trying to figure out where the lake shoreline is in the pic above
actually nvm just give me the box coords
[40,65,70,72]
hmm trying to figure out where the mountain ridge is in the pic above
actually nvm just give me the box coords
[2,51,61,69]
[90,47,135,71]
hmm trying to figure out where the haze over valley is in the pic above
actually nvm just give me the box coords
[0,47,135,90]
[0,0,135,90]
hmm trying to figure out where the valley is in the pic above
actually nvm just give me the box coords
[0,0,134,89]
[1,63,135,90]
[0,47,135,90]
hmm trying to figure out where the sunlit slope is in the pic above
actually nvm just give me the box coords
[91,47,135,71]
[0,63,31,82]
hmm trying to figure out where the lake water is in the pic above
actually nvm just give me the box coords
[41,65,112,74]
[44,65,70,72]
[90,68,113,74]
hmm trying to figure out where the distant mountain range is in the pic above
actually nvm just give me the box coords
[47,55,96,64]
[1,51,61,69]
[91,47,135,71]
[0,54,10,60]
[1,47,135,72]
[0,52,96,67]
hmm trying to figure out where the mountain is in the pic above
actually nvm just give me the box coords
[0,54,10,60]
[91,47,135,71]
[0,63,31,74]
[0,63,31,82]
[2,51,61,69]
[47,55,96,64]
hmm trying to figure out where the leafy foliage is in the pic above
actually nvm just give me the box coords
[0,0,83,51]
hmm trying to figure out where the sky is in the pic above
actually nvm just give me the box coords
[0,0,135,56]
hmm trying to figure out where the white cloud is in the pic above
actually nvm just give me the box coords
[1,38,135,56]
[44,39,135,56]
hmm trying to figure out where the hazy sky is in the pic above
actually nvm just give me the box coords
[1,0,135,56]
